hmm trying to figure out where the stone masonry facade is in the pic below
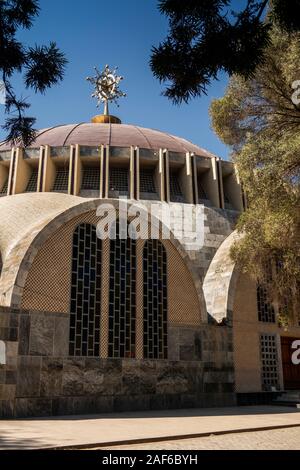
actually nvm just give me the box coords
[0,306,235,418]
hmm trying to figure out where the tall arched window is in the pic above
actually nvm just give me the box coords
[69,223,102,356]
[257,261,275,323]
[257,283,275,323]
[108,219,136,358]
[143,240,168,359]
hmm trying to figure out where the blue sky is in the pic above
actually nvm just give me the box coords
[0,0,236,158]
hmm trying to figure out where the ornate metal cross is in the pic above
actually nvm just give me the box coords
[86,65,126,115]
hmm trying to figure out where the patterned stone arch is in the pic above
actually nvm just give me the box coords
[5,198,208,322]
[203,230,242,324]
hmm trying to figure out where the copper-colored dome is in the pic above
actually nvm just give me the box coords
[0,123,216,158]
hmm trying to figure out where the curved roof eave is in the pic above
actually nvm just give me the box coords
[0,123,218,159]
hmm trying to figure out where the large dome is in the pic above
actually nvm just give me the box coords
[0,122,216,157]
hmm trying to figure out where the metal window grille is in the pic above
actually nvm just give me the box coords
[0,179,8,197]
[52,167,69,192]
[25,169,38,192]
[260,334,279,390]
[81,167,100,191]
[109,167,129,193]
[69,223,102,357]
[257,261,275,323]
[140,169,156,193]
[143,240,168,359]
[108,220,136,358]
[257,284,275,323]
[169,171,184,202]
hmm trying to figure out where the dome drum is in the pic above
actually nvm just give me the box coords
[0,124,244,211]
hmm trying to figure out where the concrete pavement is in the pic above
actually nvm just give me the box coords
[0,406,300,450]
[101,427,300,450]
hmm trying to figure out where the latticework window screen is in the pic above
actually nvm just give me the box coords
[69,223,102,357]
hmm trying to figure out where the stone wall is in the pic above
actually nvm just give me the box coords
[141,202,238,282]
[233,272,300,393]
[0,306,235,418]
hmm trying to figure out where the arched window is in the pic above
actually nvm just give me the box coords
[69,223,102,356]
[143,240,168,359]
[257,283,275,323]
[257,261,275,323]
[108,219,136,358]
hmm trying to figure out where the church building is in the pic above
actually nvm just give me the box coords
[0,67,299,417]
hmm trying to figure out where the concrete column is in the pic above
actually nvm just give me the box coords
[217,159,225,209]
[37,147,45,192]
[100,145,109,199]
[130,146,140,200]
[159,149,170,202]
[13,148,32,194]
[135,147,140,200]
[164,150,170,203]
[158,149,164,202]
[7,148,17,196]
[207,157,220,208]
[179,153,194,204]
[130,146,134,200]
[68,145,77,195]
[191,154,199,204]
[43,146,56,192]
[68,146,73,195]
[73,144,82,196]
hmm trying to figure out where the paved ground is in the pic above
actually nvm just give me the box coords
[0,406,300,450]
[101,427,300,450]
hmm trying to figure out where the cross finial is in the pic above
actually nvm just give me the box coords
[86,65,126,116]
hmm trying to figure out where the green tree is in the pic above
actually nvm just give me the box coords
[151,0,300,103]
[0,0,67,146]
[210,26,300,318]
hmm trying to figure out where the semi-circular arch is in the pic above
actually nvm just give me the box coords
[203,230,243,324]
[0,193,208,322]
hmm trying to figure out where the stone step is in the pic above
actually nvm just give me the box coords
[273,401,300,409]
[275,397,300,402]
[276,395,300,401]
[273,391,300,408]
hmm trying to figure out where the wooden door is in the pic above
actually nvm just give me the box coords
[281,337,300,390]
